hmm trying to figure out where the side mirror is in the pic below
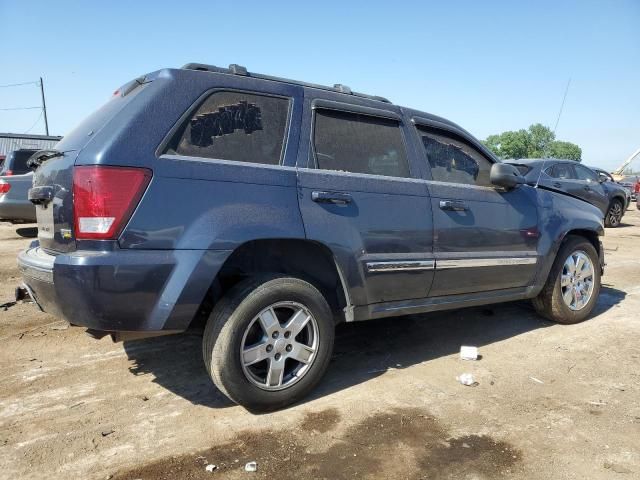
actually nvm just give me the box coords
[490,163,526,190]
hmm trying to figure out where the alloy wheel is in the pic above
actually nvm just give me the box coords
[240,302,319,391]
[560,250,595,311]
[607,203,622,227]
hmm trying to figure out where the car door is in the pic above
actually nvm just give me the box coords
[410,119,539,297]
[296,93,434,306]
[574,164,609,213]
[543,162,581,196]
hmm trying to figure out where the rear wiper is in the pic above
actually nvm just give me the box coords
[27,149,75,171]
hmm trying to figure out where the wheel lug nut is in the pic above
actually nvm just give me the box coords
[286,344,292,352]
[274,353,281,360]
[272,331,279,339]
[284,331,291,339]
[266,345,273,352]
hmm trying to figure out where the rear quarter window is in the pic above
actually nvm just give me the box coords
[164,91,291,166]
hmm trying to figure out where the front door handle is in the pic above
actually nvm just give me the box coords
[584,185,592,191]
[552,182,563,188]
[439,200,468,211]
[311,191,352,205]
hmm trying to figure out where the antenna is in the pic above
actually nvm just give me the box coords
[534,77,572,189]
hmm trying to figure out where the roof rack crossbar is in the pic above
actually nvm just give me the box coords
[180,63,391,103]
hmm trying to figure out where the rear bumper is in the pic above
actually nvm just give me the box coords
[0,198,36,222]
[18,245,231,333]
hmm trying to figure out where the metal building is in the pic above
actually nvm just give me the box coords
[0,133,62,158]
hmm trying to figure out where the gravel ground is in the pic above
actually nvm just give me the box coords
[1,210,639,479]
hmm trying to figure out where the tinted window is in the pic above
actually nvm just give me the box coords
[416,127,492,187]
[313,109,410,178]
[166,91,290,165]
[547,163,576,179]
[574,165,598,182]
[2,150,36,175]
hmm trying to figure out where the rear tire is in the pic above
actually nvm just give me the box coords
[604,199,623,228]
[203,275,334,411]
[532,236,601,324]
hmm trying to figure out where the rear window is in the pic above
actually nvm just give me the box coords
[165,91,291,166]
[312,109,410,178]
[2,150,36,175]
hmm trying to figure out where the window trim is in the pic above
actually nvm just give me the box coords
[413,122,495,188]
[311,98,402,121]
[156,88,293,166]
[412,116,498,165]
[308,103,414,180]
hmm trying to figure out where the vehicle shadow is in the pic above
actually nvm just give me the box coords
[124,333,234,408]
[122,287,625,410]
[16,226,38,238]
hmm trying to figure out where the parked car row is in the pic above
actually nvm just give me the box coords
[0,149,38,223]
[505,160,630,227]
[18,63,607,410]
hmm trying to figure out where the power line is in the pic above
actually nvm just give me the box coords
[23,111,44,134]
[0,106,42,111]
[0,81,39,88]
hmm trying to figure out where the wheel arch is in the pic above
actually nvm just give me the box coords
[193,238,351,329]
[533,225,604,296]
[608,194,626,211]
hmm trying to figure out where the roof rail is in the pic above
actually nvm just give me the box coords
[181,63,391,104]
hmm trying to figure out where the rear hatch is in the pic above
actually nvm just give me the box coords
[32,79,148,253]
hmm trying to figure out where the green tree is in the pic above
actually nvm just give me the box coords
[528,123,555,157]
[482,124,582,161]
[547,141,582,161]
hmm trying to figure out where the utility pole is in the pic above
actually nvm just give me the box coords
[39,77,49,136]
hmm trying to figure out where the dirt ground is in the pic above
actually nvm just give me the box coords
[1,210,639,480]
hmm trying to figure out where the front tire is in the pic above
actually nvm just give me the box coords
[604,199,623,228]
[203,275,335,411]
[532,236,601,324]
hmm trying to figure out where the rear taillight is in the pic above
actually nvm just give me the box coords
[73,166,151,240]
[4,170,13,176]
[0,180,10,195]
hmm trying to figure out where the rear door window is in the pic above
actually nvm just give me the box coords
[165,91,291,165]
[416,127,492,187]
[312,109,410,178]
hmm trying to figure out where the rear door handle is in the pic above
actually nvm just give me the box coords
[584,185,592,191]
[311,191,352,205]
[552,182,563,188]
[28,186,54,205]
[439,200,467,211]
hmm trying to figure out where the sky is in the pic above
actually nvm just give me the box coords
[1,0,638,171]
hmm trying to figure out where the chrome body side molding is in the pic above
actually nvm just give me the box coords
[366,260,435,272]
[366,255,537,273]
[436,257,537,269]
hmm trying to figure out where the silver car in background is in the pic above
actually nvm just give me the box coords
[0,149,37,223]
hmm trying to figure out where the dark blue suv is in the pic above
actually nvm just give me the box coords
[19,63,605,410]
